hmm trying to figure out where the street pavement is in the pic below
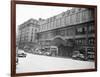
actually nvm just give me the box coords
[16,51,95,73]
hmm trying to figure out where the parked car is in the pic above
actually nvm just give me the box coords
[72,50,85,60]
[34,48,44,55]
[24,45,32,53]
[44,51,52,56]
[18,50,27,57]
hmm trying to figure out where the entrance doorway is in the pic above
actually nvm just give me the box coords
[51,37,73,57]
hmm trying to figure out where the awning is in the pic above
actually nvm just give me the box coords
[51,37,66,46]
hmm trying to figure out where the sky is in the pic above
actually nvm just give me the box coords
[16,4,72,30]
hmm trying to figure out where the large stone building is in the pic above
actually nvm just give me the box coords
[36,8,95,59]
[17,8,95,59]
[18,18,39,49]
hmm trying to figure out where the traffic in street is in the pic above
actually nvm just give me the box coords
[16,50,95,73]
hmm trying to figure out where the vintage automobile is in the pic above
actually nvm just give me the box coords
[34,48,44,55]
[24,45,32,53]
[44,52,51,56]
[17,50,27,57]
[43,47,51,56]
[72,50,85,60]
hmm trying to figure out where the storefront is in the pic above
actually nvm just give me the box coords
[50,37,74,58]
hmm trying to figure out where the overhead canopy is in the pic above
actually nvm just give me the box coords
[51,37,75,47]
[51,37,66,46]
[65,39,75,47]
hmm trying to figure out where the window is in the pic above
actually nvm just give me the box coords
[44,32,48,39]
[53,20,56,28]
[46,23,49,30]
[70,15,72,25]
[60,29,65,36]
[88,23,94,33]
[56,29,60,35]
[53,29,60,36]
[48,22,51,30]
[76,26,87,35]
[76,13,80,23]
[71,14,76,24]
[65,16,70,25]
[56,19,60,27]
[61,17,65,26]
[35,29,37,33]
[30,28,34,42]
[65,28,73,36]
[45,23,47,30]
[76,27,82,34]
[88,9,94,20]
[50,21,54,29]
[88,38,94,45]
[44,24,46,31]
[76,38,86,45]
[82,11,88,22]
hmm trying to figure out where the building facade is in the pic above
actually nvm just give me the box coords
[18,18,39,49]
[37,8,95,59]
[17,8,95,60]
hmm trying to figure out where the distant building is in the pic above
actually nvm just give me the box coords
[18,18,39,48]
[16,32,19,46]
